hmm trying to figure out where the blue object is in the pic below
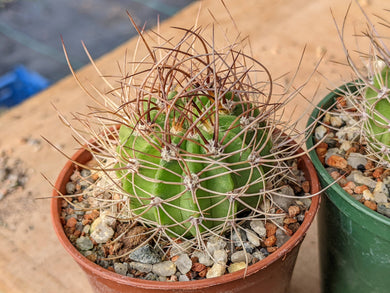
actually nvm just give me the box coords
[0,65,50,108]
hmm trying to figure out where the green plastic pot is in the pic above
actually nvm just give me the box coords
[306,84,390,293]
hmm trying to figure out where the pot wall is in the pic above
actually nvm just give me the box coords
[306,84,390,293]
[52,142,320,293]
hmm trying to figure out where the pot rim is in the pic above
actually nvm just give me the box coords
[51,139,320,290]
[306,82,390,229]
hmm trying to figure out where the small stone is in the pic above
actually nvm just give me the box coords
[325,148,340,163]
[372,167,384,179]
[364,200,377,211]
[66,217,77,228]
[330,116,343,127]
[273,185,295,211]
[65,182,76,194]
[301,181,310,193]
[206,262,226,279]
[354,185,368,194]
[250,220,266,238]
[246,229,261,246]
[252,250,266,261]
[339,141,352,152]
[90,217,114,244]
[114,263,128,276]
[362,189,375,201]
[206,236,227,255]
[179,275,190,281]
[213,249,228,264]
[145,273,159,281]
[243,242,256,253]
[76,236,93,250]
[264,235,277,247]
[373,181,389,204]
[231,229,247,247]
[231,250,253,263]
[326,155,348,169]
[276,229,290,247]
[377,202,390,217]
[128,262,153,273]
[347,171,377,189]
[191,262,206,272]
[228,262,247,273]
[265,222,277,237]
[152,261,177,277]
[288,205,300,217]
[175,254,192,274]
[129,245,162,264]
[192,251,213,267]
[347,153,368,169]
[100,211,116,227]
[315,125,327,140]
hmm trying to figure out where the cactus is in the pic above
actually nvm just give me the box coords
[116,88,273,237]
[60,16,313,254]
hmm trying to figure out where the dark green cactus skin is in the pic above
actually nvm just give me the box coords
[117,93,272,238]
[365,67,390,146]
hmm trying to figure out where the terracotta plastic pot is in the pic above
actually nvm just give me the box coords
[51,143,320,293]
[306,84,390,293]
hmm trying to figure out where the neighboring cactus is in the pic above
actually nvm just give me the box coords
[364,66,390,155]
[333,5,390,165]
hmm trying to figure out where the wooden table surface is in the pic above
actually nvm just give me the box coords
[0,0,387,292]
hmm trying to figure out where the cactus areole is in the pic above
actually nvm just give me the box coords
[115,41,276,238]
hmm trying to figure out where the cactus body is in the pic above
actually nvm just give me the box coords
[365,66,390,147]
[117,93,272,238]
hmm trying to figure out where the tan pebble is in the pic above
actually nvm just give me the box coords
[91,172,100,181]
[330,171,342,180]
[66,217,77,228]
[362,189,375,201]
[354,185,368,194]
[171,255,179,262]
[228,262,247,273]
[316,142,328,157]
[301,181,310,193]
[265,222,277,237]
[206,263,226,279]
[344,181,356,189]
[372,167,384,179]
[364,200,377,211]
[327,155,348,169]
[283,217,297,225]
[365,161,375,171]
[198,268,208,278]
[345,146,357,156]
[192,262,206,272]
[267,247,278,253]
[342,186,354,195]
[288,205,301,217]
[264,235,276,247]
[336,96,347,108]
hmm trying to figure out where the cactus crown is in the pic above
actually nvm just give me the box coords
[60,16,313,258]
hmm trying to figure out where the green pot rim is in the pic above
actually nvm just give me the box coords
[306,83,390,238]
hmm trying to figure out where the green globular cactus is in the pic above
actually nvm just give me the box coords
[116,88,273,238]
[365,66,390,149]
